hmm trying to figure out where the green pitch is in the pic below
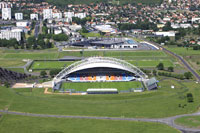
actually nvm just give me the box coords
[60,81,143,91]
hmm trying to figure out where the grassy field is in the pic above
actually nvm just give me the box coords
[81,32,102,38]
[2,53,59,60]
[166,47,200,56]
[59,51,167,58]
[0,60,26,67]
[0,114,179,133]
[31,61,74,70]
[61,81,143,91]
[0,79,200,118]
[30,59,173,70]
[175,116,200,129]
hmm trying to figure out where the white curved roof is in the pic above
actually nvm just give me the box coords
[54,57,148,82]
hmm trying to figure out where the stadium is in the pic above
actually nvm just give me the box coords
[52,57,158,94]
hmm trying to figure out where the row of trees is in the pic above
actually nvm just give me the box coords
[40,69,61,78]
[0,39,19,48]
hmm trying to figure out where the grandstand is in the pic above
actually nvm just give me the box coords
[0,67,29,84]
[52,57,157,93]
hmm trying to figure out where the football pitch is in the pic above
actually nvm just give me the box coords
[60,81,143,91]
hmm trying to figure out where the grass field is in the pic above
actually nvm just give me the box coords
[0,79,200,118]
[175,116,200,129]
[61,81,143,91]
[30,59,173,71]
[59,51,167,58]
[166,47,200,56]
[2,53,59,60]
[31,61,74,70]
[0,60,26,67]
[0,114,179,133]
[81,32,102,38]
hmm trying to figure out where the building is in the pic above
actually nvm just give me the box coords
[53,12,62,19]
[15,13,23,20]
[2,8,11,20]
[0,30,21,41]
[64,12,74,18]
[75,13,86,19]
[0,2,12,9]
[155,31,175,37]
[53,57,148,90]
[30,13,38,20]
[16,21,29,27]
[43,9,53,20]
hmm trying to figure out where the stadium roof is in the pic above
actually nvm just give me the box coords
[53,57,148,84]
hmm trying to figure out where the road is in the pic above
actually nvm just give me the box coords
[0,110,200,132]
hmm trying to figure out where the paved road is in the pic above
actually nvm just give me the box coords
[0,110,200,132]
[5,60,38,76]
[34,21,40,38]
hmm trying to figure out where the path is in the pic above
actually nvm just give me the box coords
[0,110,200,132]
[6,60,38,76]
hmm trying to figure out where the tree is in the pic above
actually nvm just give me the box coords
[4,82,10,88]
[49,69,61,78]
[157,63,164,70]
[187,93,194,103]
[168,66,174,72]
[40,71,47,78]
[184,72,193,79]
[153,70,157,76]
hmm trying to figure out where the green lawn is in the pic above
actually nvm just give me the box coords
[31,61,74,70]
[6,68,25,73]
[0,114,179,133]
[0,60,26,67]
[30,60,173,70]
[81,32,102,38]
[0,79,200,118]
[128,60,173,67]
[2,53,59,60]
[59,51,166,58]
[166,47,200,56]
[61,81,143,91]
[175,116,200,129]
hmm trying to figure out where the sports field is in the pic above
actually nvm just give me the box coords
[0,79,200,118]
[60,81,143,91]
[0,114,178,133]
[175,116,200,129]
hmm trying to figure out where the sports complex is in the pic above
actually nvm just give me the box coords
[53,57,157,94]
[0,39,200,133]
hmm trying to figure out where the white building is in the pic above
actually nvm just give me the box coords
[180,24,192,28]
[75,13,86,19]
[43,9,53,20]
[64,12,74,18]
[2,8,11,20]
[155,31,175,37]
[0,2,12,9]
[30,13,38,20]
[15,13,23,20]
[53,12,62,19]
[0,30,21,41]
[16,21,28,27]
